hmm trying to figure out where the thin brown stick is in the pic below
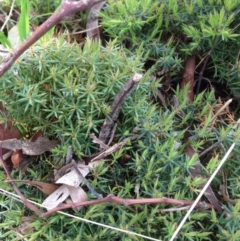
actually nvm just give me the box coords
[42,194,214,217]
[0,143,42,214]
[0,0,101,77]
[91,134,139,162]
[198,141,221,158]
[184,144,222,212]
[107,123,117,146]
[86,0,106,39]
[210,99,232,126]
[181,56,195,102]
[220,171,240,204]
[173,95,222,212]
[98,73,142,144]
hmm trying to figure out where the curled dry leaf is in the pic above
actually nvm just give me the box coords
[56,163,90,187]
[10,131,43,168]
[68,185,88,203]
[67,185,88,211]
[42,184,87,211]
[29,130,43,142]
[42,185,70,210]
[42,160,102,210]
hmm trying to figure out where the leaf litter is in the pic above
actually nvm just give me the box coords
[42,160,102,210]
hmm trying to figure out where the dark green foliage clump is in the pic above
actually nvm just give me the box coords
[1,0,240,240]
[101,0,240,95]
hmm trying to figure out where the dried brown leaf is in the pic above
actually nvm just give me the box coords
[5,180,59,195]
[1,137,59,155]
[42,185,70,210]
[11,150,22,167]
[29,130,43,142]
[56,163,90,187]
[43,161,103,210]
[42,184,88,211]
[0,103,21,170]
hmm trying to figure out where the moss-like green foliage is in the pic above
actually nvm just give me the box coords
[101,0,240,94]
[1,82,240,240]
[0,37,150,155]
[2,0,240,240]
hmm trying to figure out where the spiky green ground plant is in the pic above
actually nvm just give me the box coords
[1,0,240,240]
[101,0,240,95]
[0,37,149,155]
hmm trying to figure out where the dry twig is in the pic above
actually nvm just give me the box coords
[86,0,106,39]
[91,134,139,162]
[99,73,142,144]
[0,0,102,77]
[170,143,235,241]
[0,143,42,214]
[42,194,214,217]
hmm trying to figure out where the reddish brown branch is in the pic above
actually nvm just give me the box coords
[0,0,100,77]
[42,194,214,217]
